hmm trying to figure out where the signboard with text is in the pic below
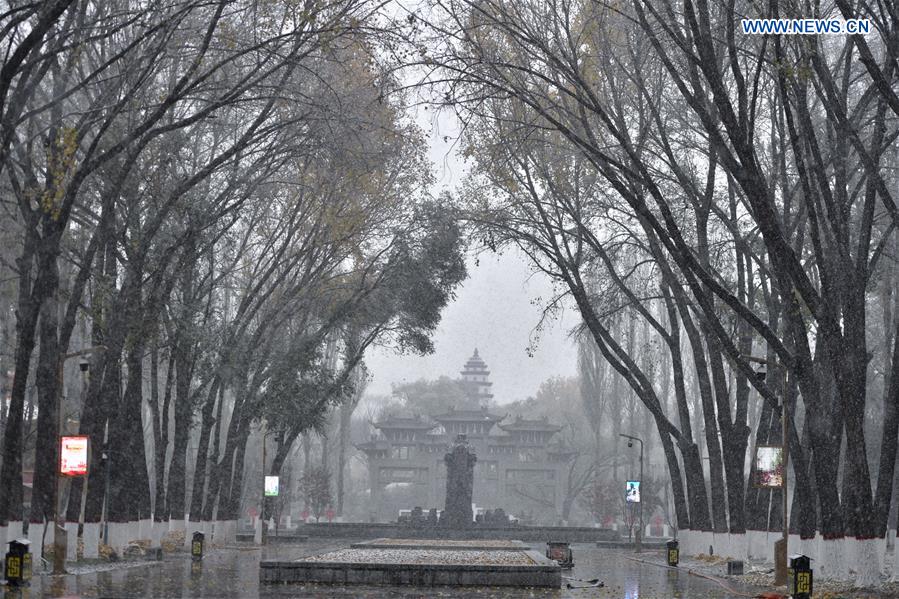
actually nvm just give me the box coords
[626,480,641,503]
[60,436,89,476]
[754,445,784,488]
[264,476,279,497]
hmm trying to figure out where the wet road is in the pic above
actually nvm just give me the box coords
[6,539,761,598]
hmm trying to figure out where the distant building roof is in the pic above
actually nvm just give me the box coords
[432,405,504,423]
[420,436,449,445]
[499,415,562,433]
[488,435,515,445]
[355,439,391,452]
[372,414,436,430]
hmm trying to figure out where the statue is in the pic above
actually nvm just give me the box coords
[442,434,476,528]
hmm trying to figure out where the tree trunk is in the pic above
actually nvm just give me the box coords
[151,347,174,521]
[190,379,220,522]
[201,383,227,522]
[337,403,352,516]
[0,231,39,525]
[108,324,152,522]
[874,316,899,536]
[166,339,193,521]
[30,255,61,526]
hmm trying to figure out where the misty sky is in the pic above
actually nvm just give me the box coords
[364,109,579,404]
[365,251,579,403]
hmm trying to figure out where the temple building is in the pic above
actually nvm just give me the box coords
[357,350,571,524]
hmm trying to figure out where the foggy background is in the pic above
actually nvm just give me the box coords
[365,110,578,403]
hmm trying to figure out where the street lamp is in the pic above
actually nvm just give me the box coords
[743,354,789,586]
[54,345,105,574]
[619,433,644,553]
[260,420,270,546]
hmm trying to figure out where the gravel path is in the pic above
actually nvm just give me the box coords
[299,548,536,566]
[359,538,524,548]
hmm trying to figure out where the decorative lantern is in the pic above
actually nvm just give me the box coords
[5,539,32,586]
[666,539,679,567]
[788,554,812,599]
[191,531,205,561]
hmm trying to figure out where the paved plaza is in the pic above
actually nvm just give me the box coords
[6,539,771,598]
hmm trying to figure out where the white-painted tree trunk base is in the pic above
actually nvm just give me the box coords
[892,537,899,581]
[799,536,817,564]
[852,538,881,587]
[253,518,262,545]
[876,536,887,577]
[818,537,849,580]
[148,521,163,547]
[113,521,133,553]
[677,529,699,555]
[837,537,851,580]
[727,533,747,560]
[711,533,733,558]
[82,522,100,559]
[730,533,746,559]
[212,520,225,544]
[684,530,697,555]
[746,530,766,560]
[27,521,45,556]
[65,522,78,561]
[674,529,687,553]
[688,530,702,555]
[137,518,152,541]
[107,522,129,555]
[697,531,713,555]
[168,518,185,532]
[128,521,141,546]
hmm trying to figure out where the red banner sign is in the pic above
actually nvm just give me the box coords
[60,436,89,476]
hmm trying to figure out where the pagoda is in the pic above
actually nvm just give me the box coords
[460,348,494,403]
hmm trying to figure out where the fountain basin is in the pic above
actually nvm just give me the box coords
[260,543,560,587]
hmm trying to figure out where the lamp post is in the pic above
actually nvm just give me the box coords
[619,433,644,552]
[743,354,789,586]
[260,421,268,546]
[54,345,105,574]
[100,443,121,545]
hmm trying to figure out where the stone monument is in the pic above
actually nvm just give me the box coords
[442,434,477,528]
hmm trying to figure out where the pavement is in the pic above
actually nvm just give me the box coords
[1,538,786,598]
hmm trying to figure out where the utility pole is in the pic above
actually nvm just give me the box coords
[620,433,644,553]
[261,421,267,546]
[54,346,105,574]
[743,354,789,585]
